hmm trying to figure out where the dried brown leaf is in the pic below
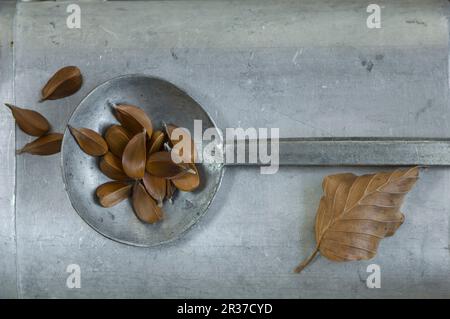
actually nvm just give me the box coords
[146,151,194,178]
[4,103,50,136]
[96,181,132,207]
[104,125,131,157]
[114,104,153,137]
[132,182,164,224]
[122,130,147,179]
[69,126,108,156]
[41,66,82,101]
[142,173,166,206]
[294,167,419,273]
[99,152,129,181]
[17,133,63,155]
[172,164,200,192]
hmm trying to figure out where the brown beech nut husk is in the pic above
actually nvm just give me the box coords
[132,182,163,224]
[114,104,153,138]
[41,66,82,101]
[99,152,129,181]
[104,125,131,157]
[69,126,108,156]
[171,164,200,192]
[96,181,132,208]
[17,133,63,156]
[142,173,166,206]
[4,103,50,137]
[122,130,147,179]
[146,151,195,179]
[148,130,165,155]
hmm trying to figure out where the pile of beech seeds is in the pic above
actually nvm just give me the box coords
[69,103,200,224]
[4,65,200,225]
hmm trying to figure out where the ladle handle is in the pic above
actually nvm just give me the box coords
[223,137,450,166]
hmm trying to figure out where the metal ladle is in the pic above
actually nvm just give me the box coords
[61,75,450,246]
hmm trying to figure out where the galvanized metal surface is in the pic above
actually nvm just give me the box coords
[0,1,17,299]
[2,0,450,298]
[62,75,224,247]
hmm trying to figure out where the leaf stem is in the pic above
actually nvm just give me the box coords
[294,246,319,273]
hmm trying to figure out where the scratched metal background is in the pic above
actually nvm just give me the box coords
[1,0,450,298]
